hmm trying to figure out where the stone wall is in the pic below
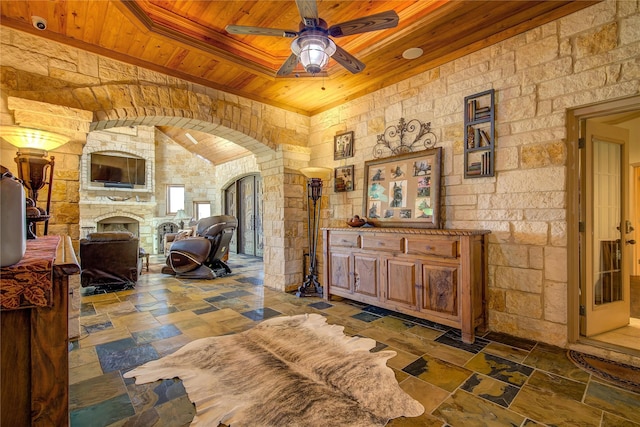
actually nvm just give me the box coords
[154,129,219,217]
[307,0,640,345]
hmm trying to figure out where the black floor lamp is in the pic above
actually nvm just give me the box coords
[297,167,332,298]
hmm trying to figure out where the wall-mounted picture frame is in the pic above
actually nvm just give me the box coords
[363,147,442,228]
[334,131,354,160]
[334,165,355,192]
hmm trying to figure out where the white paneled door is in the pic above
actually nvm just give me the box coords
[582,120,632,336]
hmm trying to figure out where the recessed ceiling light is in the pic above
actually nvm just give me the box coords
[185,132,198,144]
[402,47,423,60]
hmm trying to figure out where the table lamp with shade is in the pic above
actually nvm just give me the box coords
[174,209,191,230]
[0,126,69,238]
[297,166,332,298]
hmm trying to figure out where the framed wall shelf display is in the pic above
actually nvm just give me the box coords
[334,131,354,160]
[363,147,442,228]
[464,89,495,178]
[334,165,354,192]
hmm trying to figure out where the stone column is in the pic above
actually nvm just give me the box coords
[258,144,312,292]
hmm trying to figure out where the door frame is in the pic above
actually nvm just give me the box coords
[567,95,640,346]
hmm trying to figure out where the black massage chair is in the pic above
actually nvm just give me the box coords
[161,215,238,279]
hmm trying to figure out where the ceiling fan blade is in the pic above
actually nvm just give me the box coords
[226,25,297,38]
[295,0,319,26]
[332,45,365,74]
[328,10,399,37]
[276,53,299,76]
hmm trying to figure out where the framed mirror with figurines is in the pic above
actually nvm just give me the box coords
[363,147,442,228]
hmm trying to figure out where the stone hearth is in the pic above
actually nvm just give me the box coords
[98,216,139,235]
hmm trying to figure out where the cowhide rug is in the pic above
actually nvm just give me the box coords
[124,313,424,426]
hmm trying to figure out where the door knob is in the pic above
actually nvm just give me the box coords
[626,239,636,245]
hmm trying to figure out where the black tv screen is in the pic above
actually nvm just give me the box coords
[91,153,146,187]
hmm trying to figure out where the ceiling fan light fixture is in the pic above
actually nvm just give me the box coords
[291,33,336,74]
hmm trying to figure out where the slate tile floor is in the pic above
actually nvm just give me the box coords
[70,254,640,426]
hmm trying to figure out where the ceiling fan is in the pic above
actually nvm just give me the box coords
[225,0,399,76]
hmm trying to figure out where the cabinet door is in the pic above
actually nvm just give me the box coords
[354,254,378,297]
[421,264,459,317]
[384,258,418,309]
[328,252,352,293]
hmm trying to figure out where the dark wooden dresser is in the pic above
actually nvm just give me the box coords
[323,227,489,343]
[1,235,79,426]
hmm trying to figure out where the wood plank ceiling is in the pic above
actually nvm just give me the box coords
[0,1,598,163]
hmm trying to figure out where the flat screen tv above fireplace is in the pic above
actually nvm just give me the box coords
[90,153,146,188]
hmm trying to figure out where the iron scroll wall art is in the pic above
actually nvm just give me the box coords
[373,118,438,158]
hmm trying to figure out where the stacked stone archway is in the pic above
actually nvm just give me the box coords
[3,78,313,291]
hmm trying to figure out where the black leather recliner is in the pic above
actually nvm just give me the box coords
[80,231,143,290]
[162,215,237,279]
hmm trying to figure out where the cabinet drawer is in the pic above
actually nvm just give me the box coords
[362,235,403,252]
[329,232,360,248]
[406,238,458,258]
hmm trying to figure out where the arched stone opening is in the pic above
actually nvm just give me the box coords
[97,216,140,235]
[5,81,311,292]
[81,211,146,240]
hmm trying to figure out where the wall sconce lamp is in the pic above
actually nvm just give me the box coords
[0,126,69,237]
[174,209,191,230]
[297,166,332,298]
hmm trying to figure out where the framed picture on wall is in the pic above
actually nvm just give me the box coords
[334,165,355,192]
[334,131,354,160]
[363,147,442,228]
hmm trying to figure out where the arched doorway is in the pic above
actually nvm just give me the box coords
[224,174,263,257]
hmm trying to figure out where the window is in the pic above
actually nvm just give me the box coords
[167,185,185,214]
[194,201,211,220]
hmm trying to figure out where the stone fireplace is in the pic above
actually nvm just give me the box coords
[79,127,161,253]
[81,209,154,249]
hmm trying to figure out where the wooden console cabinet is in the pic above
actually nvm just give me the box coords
[322,228,489,343]
[1,236,79,426]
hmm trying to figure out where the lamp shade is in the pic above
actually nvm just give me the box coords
[291,32,336,75]
[174,209,190,221]
[0,126,70,152]
[300,167,332,181]
[174,209,190,229]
